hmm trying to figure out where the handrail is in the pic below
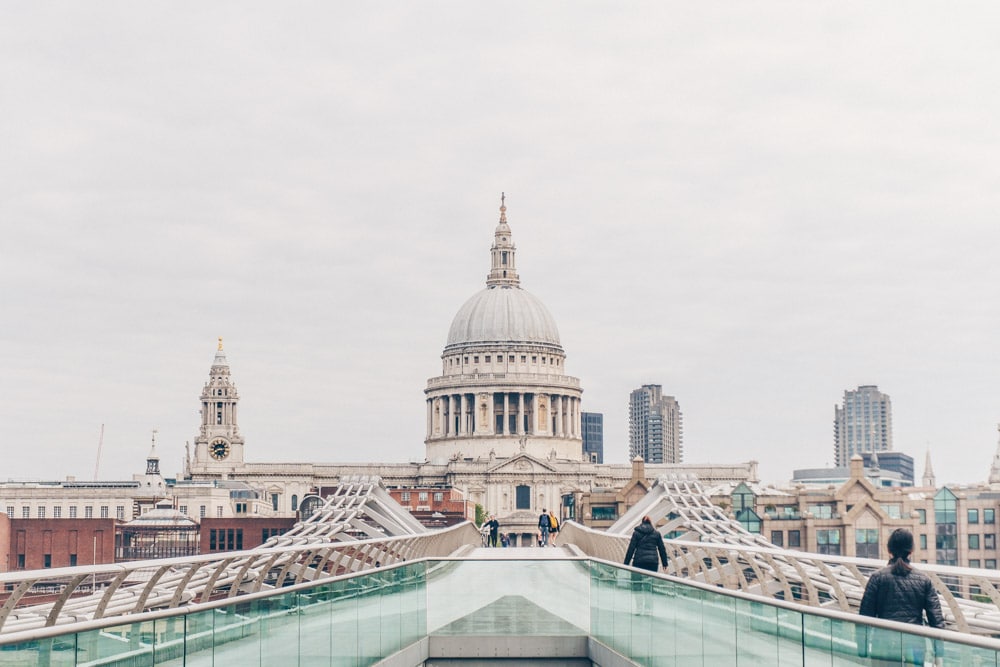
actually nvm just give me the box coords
[0,522,479,634]
[559,520,1000,636]
[4,552,1000,658]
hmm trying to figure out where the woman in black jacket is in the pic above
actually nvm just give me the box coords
[624,515,668,572]
[859,528,944,665]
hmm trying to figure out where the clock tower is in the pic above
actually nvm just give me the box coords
[191,338,246,474]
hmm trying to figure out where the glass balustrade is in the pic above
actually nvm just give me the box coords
[1,558,997,666]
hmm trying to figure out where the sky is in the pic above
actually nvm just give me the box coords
[1,4,998,487]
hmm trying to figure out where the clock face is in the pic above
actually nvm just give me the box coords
[210,439,231,461]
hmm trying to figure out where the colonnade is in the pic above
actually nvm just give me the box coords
[426,392,582,440]
[202,398,237,427]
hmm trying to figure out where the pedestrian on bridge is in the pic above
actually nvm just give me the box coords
[624,515,667,573]
[858,528,944,666]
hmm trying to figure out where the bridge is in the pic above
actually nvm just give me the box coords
[1,476,999,665]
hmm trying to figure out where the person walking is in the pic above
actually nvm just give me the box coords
[548,510,559,547]
[624,515,668,615]
[538,509,551,547]
[858,528,945,666]
[487,514,500,548]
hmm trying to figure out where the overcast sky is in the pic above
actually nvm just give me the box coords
[2,4,998,487]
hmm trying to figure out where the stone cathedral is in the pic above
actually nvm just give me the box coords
[187,198,757,540]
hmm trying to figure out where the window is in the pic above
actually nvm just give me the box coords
[521,355,526,363]
[69,554,77,566]
[217,506,223,518]
[920,534,927,550]
[986,509,996,524]
[17,554,25,569]
[988,559,998,570]
[816,529,841,555]
[85,506,93,518]
[199,505,207,518]
[271,494,279,511]
[934,488,957,524]
[53,507,61,518]
[591,506,617,521]
[100,506,109,519]
[179,505,188,515]
[916,509,926,525]
[736,508,761,534]
[419,492,429,502]
[291,495,298,512]
[262,528,282,542]
[235,502,247,514]
[69,506,77,519]
[37,507,45,519]
[434,492,444,502]
[969,535,980,550]
[856,528,879,559]
[485,356,490,363]
[116,506,125,520]
[880,504,901,519]
[531,356,537,363]
[22,507,29,518]
[473,356,479,363]
[43,554,51,568]
[400,492,410,502]
[515,485,531,510]
[731,484,755,514]
[209,528,243,551]
[807,504,834,519]
[969,509,980,524]
[771,531,784,547]
[509,356,514,362]
[970,559,981,569]
[985,534,996,550]
[5,506,13,517]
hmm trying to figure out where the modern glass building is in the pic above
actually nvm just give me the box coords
[582,411,604,463]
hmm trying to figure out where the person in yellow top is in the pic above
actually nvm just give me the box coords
[548,510,559,546]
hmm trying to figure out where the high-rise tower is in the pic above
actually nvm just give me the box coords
[190,338,245,474]
[628,384,683,464]
[833,384,892,467]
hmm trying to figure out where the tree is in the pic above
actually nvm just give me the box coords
[475,503,486,527]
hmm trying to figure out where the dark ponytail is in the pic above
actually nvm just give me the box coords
[887,528,914,575]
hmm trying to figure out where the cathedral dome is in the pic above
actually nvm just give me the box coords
[446,286,562,350]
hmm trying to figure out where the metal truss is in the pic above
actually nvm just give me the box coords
[564,474,1000,635]
[0,476,477,635]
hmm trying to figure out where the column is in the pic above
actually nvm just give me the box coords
[459,394,467,435]
[517,393,525,435]
[532,394,539,434]
[555,396,565,438]
[449,395,458,436]
[426,399,433,439]
[503,393,510,435]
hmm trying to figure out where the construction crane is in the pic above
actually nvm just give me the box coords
[93,423,105,481]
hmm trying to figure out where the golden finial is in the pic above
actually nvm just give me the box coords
[217,336,223,351]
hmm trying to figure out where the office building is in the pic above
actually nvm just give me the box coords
[581,412,604,463]
[834,384,893,467]
[629,384,683,464]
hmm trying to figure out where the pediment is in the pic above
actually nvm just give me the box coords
[835,476,877,501]
[845,499,888,523]
[486,454,559,474]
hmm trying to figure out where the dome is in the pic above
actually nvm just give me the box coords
[446,286,562,349]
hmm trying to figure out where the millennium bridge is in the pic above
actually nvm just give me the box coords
[2,476,1000,665]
